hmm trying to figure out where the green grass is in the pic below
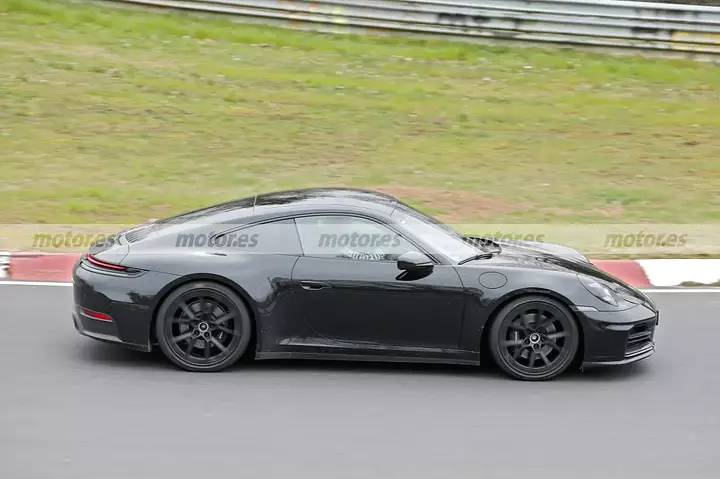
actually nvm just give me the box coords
[680,281,720,287]
[1,0,719,226]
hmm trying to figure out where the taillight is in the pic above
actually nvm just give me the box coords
[80,308,113,322]
[85,253,127,271]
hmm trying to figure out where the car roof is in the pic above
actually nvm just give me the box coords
[155,188,401,226]
[255,187,398,212]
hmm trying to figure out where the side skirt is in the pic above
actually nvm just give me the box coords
[256,351,481,367]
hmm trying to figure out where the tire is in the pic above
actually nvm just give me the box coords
[155,281,252,372]
[489,295,579,381]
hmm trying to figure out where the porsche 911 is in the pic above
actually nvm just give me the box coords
[72,188,658,381]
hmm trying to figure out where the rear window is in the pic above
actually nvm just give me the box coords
[155,197,255,226]
[119,197,257,244]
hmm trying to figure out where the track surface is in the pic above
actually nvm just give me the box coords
[1,285,719,479]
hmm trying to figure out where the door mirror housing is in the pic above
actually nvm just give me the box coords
[397,251,434,271]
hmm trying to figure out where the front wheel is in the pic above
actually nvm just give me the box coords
[155,281,252,372]
[489,296,579,381]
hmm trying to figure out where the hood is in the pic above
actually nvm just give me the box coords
[466,236,651,304]
[488,237,590,264]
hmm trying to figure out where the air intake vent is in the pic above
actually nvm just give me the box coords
[123,226,153,243]
[625,320,655,357]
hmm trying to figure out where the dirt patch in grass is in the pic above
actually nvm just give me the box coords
[542,204,626,218]
[373,185,525,222]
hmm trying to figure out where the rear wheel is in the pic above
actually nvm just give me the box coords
[155,281,252,372]
[489,296,579,381]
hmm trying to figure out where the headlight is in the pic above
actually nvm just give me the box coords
[578,275,617,306]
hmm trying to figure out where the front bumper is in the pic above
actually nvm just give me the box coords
[575,303,658,367]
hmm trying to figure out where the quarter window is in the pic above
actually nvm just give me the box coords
[213,218,302,255]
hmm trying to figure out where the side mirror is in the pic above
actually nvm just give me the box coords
[397,251,434,271]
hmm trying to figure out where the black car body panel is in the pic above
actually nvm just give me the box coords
[72,188,658,370]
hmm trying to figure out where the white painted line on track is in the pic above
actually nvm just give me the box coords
[0,281,719,293]
[0,281,73,287]
[641,288,720,294]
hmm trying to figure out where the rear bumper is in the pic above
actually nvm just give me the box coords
[71,259,179,352]
[576,303,659,367]
[72,310,150,352]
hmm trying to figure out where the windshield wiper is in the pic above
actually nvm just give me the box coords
[458,251,494,265]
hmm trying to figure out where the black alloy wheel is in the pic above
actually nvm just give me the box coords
[156,281,252,372]
[489,296,579,381]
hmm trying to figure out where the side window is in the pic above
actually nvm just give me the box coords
[295,215,417,262]
[214,218,302,255]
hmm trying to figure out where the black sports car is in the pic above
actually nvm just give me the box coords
[72,188,658,381]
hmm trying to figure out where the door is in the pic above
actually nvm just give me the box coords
[291,215,466,349]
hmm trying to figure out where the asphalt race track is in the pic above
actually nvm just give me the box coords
[1,284,719,479]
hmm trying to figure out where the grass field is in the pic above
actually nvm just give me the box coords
[1,0,719,227]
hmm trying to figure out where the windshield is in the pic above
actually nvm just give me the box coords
[390,206,478,263]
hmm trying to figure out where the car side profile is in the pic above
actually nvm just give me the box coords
[72,188,658,381]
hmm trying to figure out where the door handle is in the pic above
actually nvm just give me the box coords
[300,280,331,291]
